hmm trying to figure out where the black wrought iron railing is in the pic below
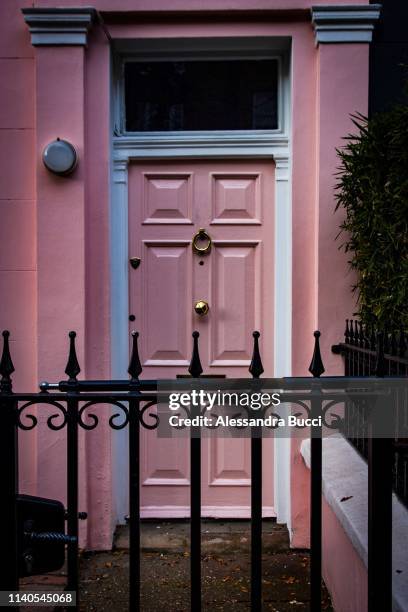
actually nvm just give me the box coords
[332,319,408,507]
[0,327,396,612]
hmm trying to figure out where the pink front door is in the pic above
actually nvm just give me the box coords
[129,159,275,517]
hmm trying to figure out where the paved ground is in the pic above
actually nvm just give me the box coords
[80,549,333,612]
[21,521,333,612]
[114,521,290,554]
[79,521,333,612]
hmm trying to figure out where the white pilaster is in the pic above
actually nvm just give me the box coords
[110,158,131,522]
[273,153,292,529]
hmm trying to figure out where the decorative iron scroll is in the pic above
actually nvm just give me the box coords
[0,329,159,432]
[138,400,159,430]
[0,326,346,433]
[18,400,68,431]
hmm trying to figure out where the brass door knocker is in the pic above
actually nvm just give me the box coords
[192,228,212,255]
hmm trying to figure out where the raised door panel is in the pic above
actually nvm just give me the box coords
[140,428,190,511]
[141,241,192,366]
[210,242,260,366]
[208,438,251,487]
[142,172,193,225]
[141,433,190,487]
[210,173,261,225]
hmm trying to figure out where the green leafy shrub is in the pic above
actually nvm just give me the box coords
[335,107,408,330]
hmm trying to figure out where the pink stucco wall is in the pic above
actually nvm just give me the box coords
[24,0,369,9]
[0,0,113,548]
[0,0,370,554]
[291,41,369,548]
[322,498,368,612]
[0,0,37,494]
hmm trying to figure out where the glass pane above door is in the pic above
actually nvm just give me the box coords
[124,59,279,132]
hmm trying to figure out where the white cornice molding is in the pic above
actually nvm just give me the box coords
[22,8,96,46]
[113,133,289,161]
[311,4,381,45]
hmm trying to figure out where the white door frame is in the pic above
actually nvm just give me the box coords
[110,38,292,530]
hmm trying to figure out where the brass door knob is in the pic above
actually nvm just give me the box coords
[194,300,209,316]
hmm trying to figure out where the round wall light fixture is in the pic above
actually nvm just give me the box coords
[42,138,78,176]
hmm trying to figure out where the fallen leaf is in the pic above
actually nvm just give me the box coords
[340,495,353,502]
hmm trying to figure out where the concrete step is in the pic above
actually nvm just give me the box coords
[114,520,290,554]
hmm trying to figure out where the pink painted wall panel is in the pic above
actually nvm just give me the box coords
[0,60,35,129]
[322,498,368,612]
[33,44,89,546]
[0,200,36,270]
[291,42,370,549]
[317,44,369,373]
[32,0,368,11]
[291,27,318,380]
[290,435,311,548]
[0,0,37,496]
[0,272,37,343]
[0,1,33,58]
[35,46,86,372]
[288,24,318,550]
[0,270,38,492]
[0,130,35,200]
[83,26,114,548]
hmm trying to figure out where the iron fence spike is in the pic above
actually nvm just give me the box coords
[128,331,142,380]
[249,331,264,379]
[354,320,360,343]
[0,330,15,392]
[308,330,325,378]
[188,331,203,378]
[349,320,355,344]
[64,331,81,381]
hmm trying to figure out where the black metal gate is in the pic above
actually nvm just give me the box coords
[0,327,396,611]
[333,320,408,612]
